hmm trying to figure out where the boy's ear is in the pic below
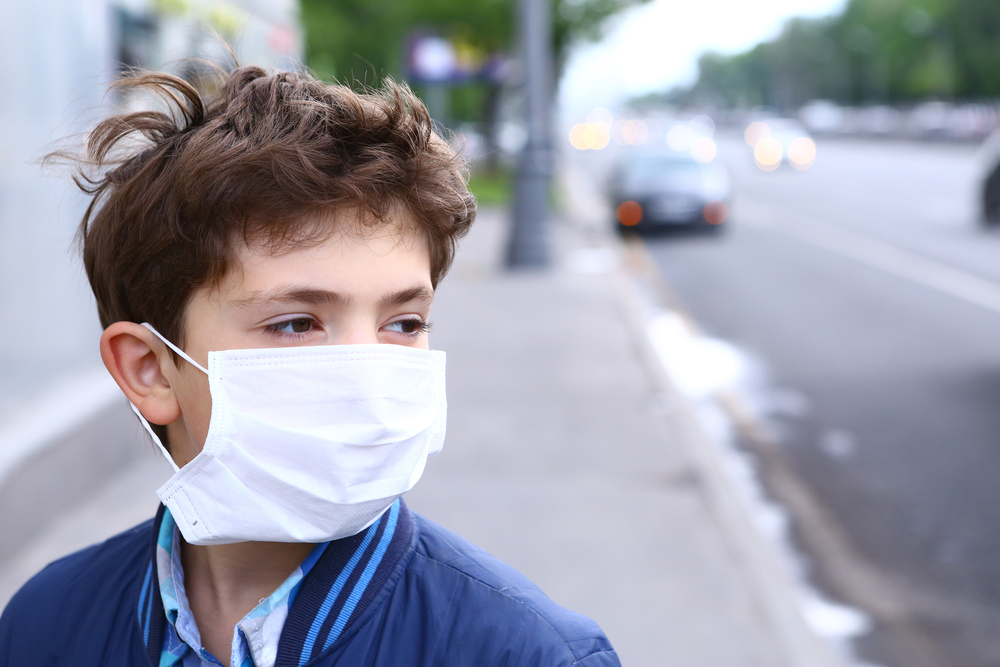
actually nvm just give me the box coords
[100,322,182,427]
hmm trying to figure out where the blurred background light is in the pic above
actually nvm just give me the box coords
[611,119,628,146]
[788,137,817,170]
[619,119,648,146]
[745,121,771,147]
[690,137,717,163]
[666,124,695,151]
[569,122,611,150]
[411,36,457,81]
[754,136,783,170]
[587,123,611,149]
[569,123,589,150]
[690,115,715,139]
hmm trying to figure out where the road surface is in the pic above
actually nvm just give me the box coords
[634,136,1000,666]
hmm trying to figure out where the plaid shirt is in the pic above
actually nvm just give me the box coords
[155,508,329,667]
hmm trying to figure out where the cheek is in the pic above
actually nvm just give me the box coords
[175,368,214,449]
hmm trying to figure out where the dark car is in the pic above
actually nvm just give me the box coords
[609,151,731,234]
[978,129,1000,227]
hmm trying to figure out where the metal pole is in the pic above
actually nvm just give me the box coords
[506,0,552,269]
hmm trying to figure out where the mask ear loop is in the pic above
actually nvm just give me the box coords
[130,403,180,473]
[140,323,209,374]
[127,323,211,473]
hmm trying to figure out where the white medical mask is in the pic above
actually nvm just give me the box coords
[131,324,446,546]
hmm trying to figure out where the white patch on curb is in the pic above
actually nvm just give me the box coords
[0,367,121,486]
[646,312,744,399]
[644,306,875,662]
[802,594,872,640]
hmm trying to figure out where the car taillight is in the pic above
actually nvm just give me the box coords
[617,201,643,226]
[702,201,729,225]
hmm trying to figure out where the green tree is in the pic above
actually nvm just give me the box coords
[667,0,1000,109]
[299,0,651,115]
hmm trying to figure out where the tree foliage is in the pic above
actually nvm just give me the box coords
[299,0,650,94]
[670,0,1000,109]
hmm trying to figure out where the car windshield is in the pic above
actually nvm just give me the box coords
[622,156,704,191]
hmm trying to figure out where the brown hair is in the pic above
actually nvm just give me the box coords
[70,66,475,349]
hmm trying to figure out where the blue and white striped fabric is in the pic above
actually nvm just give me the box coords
[135,500,407,667]
[155,508,328,667]
[271,500,405,667]
[298,500,399,664]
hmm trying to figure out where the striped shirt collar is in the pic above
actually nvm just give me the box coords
[138,500,413,667]
[155,508,329,667]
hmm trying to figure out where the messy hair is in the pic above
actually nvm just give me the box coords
[69,65,476,349]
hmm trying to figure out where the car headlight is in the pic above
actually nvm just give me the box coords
[787,137,817,170]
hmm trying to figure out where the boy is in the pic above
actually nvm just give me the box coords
[0,67,620,666]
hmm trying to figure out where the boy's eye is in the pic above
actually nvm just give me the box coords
[266,318,315,335]
[384,318,430,335]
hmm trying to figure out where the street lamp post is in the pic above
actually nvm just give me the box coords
[506,0,552,269]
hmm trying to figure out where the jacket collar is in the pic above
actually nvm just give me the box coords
[138,500,415,667]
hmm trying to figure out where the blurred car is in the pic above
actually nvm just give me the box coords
[744,118,817,171]
[976,129,1000,228]
[609,151,731,234]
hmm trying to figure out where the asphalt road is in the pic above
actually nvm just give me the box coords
[635,135,1000,666]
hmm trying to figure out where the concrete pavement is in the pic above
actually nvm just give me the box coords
[0,206,845,666]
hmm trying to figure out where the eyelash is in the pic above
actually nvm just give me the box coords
[262,317,432,339]
[263,317,317,339]
[387,318,432,336]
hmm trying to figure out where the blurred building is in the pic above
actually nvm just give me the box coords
[0,0,302,419]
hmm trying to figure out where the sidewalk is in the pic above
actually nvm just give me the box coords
[0,206,842,667]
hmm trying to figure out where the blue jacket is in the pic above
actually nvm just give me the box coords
[0,501,619,666]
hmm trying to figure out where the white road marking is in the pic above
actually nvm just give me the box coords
[739,199,1000,315]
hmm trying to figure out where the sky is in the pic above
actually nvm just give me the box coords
[559,0,848,121]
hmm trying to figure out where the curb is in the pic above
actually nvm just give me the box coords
[0,368,143,565]
[603,234,849,667]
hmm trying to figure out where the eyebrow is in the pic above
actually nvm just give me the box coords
[231,285,434,310]
[377,286,435,309]
[232,287,349,309]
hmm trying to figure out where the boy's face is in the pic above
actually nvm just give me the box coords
[162,216,434,468]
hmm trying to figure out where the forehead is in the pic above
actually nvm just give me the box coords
[221,210,432,297]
